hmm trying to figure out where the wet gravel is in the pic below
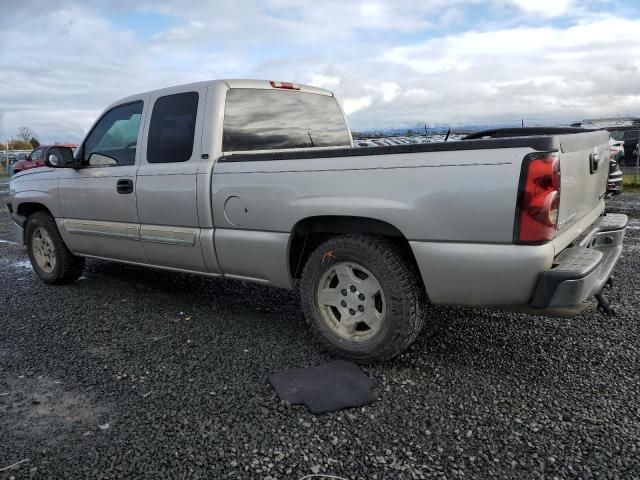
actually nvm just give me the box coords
[1,179,640,479]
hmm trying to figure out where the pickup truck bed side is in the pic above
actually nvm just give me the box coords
[210,130,611,307]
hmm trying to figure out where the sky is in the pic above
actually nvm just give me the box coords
[1,0,640,143]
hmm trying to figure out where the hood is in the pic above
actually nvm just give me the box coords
[11,166,54,180]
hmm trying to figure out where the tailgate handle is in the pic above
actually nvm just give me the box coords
[590,152,600,174]
[117,178,134,194]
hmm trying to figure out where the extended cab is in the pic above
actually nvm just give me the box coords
[8,79,628,362]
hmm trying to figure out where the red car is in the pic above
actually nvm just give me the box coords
[13,144,78,174]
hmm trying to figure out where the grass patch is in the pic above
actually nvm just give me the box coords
[624,175,640,192]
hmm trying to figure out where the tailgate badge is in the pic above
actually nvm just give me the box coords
[557,213,577,231]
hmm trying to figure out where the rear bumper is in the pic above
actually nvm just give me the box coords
[531,213,628,308]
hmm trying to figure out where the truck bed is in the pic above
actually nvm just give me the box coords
[218,135,561,162]
[212,130,611,306]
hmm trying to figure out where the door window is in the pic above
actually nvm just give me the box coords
[147,92,199,163]
[623,130,640,141]
[83,101,143,167]
[610,131,623,141]
[30,148,43,161]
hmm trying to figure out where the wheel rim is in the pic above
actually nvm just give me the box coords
[316,262,386,342]
[31,227,56,273]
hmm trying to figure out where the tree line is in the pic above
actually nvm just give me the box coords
[1,126,40,150]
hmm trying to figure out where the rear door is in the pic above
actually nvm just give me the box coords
[136,85,211,272]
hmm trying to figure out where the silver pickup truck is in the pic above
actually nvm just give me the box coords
[8,79,628,363]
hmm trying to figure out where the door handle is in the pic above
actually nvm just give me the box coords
[590,152,600,174]
[117,178,134,194]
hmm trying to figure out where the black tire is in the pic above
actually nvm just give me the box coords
[300,234,427,363]
[25,211,85,284]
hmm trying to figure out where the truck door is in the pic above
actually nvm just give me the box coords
[136,84,216,273]
[57,99,147,262]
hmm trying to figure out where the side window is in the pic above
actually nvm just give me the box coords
[147,92,198,163]
[610,131,623,141]
[30,148,43,161]
[624,130,640,141]
[83,101,143,167]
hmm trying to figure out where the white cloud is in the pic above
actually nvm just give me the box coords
[361,15,640,126]
[509,0,574,17]
[0,0,639,141]
[362,82,401,103]
[380,82,400,103]
[308,74,341,89]
[361,3,383,18]
[342,96,373,115]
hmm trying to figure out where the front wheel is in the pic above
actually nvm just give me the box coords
[25,211,85,284]
[300,234,427,363]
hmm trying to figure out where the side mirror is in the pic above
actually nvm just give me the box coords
[46,146,75,168]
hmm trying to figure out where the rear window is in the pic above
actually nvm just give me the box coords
[222,89,351,152]
[147,92,198,163]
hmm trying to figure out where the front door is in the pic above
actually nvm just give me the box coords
[57,98,148,263]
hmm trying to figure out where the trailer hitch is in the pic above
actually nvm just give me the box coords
[595,278,616,317]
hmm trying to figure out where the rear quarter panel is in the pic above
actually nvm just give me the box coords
[211,146,534,242]
[210,146,534,288]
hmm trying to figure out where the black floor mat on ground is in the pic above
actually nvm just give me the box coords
[269,360,376,414]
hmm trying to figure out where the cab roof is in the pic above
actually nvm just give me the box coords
[110,79,333,109]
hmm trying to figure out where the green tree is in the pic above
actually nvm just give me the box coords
[9,139,33,150]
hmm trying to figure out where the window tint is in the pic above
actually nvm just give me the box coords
[222,89,351,152]
[624,130,640,140]
[610,131,624,141]
[147,92,198,163]
[83,101,143,166]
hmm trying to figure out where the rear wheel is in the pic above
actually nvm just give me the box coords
[26,212,84,284]
[300,234,427,363]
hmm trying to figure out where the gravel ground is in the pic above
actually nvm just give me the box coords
[1,178,640,479]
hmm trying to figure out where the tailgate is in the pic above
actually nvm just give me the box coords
[554,131,610,252]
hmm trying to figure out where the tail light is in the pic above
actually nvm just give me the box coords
[269,80,300,90]
[514,152,561,244]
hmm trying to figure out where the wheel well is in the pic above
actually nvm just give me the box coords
[17,202,51,219]
[289,216,419,280]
